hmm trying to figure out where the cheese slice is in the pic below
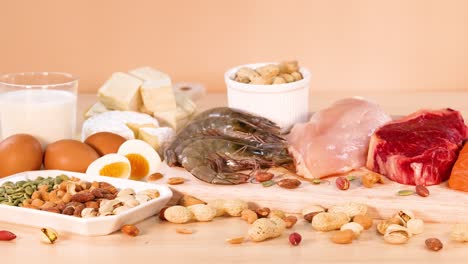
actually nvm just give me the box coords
[137,127,175,153]
[82,111,159,141]
[84,102,109,119]
[129,66,168,82]
[98,72,143,111]
[126,122,158,138]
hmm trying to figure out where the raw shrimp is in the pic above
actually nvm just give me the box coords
[179,137,293,184]
[165,116,285,166]
[191,107,281,134]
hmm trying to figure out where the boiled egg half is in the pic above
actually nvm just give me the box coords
[117,139,162,180]
[86,153,131,178]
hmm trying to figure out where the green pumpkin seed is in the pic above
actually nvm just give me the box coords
[24,186,34,195]
[397,189,415,196]
[261,180,276,187]
[1,201,14,206]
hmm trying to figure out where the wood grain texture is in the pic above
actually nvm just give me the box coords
[161,164,468,223]
[12,91,457,263]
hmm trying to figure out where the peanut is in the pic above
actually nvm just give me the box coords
[312,212,350,232]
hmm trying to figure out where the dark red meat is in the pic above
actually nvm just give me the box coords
[366,109,467,186]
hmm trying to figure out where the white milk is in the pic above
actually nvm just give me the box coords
[0,89,77,147]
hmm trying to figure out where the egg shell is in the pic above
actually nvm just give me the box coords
[44,139,99,172]
[84,132,127,156]
[0,134,43,178]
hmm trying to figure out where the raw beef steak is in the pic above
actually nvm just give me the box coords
[367,109,467,186]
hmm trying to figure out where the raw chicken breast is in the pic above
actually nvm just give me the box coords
[287,97,391,179]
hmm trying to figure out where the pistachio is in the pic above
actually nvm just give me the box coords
[383,224,411,244]
[117,188,135,197]
[395,210,414,226]
[81,208,98,218]
[301,205,326,217]
[406,219,424,235]
[40,228,58,244]
[377,217,402,235]
[113,205,131,215]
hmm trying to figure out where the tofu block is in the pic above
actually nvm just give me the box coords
[98,72,143,111]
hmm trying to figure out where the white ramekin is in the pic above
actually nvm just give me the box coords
[225,63,310,131]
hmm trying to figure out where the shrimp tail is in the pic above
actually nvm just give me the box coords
[164,148,179,167]
[189,165,250,184]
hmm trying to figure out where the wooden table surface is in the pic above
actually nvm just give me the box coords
[4,91,468,264]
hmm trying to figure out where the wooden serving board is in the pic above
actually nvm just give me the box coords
[158,163,468,223]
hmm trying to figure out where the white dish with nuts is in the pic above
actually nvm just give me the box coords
[224,61,311,132]
[0,170,172,236]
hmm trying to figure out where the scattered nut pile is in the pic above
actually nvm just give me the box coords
[1,175,159,217]
[377,210,424,244]
[233,61,303,85]
[161,196,299,243]
[304,202,373,244]
[253,171,302,189]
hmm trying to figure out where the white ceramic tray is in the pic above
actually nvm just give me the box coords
[0,170,173,236]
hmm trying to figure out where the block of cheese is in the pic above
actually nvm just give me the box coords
[129,67,178,128]
[84,102,109,119]
[126,122,158,138]
[129,66,168,82]
[81,111,159,141]
[137,127,175,153]
[98,72,143,111]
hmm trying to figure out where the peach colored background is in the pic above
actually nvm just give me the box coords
[1,0,468,93]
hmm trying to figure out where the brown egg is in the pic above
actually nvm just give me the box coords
[0,134,43,178]
[44,139,99,172]
[84,132,127,156]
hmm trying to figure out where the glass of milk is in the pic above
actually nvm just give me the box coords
[0,72,78,147]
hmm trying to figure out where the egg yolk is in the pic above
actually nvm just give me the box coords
[125,153,149,180]
[99,162,130,178]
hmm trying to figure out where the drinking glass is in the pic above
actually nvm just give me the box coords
[0,72,78,147]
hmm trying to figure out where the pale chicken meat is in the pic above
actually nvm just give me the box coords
[287,98,391,179]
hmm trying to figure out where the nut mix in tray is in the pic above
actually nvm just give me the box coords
[0,174,160,217]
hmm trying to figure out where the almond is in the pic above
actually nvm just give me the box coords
[277,179,301,189]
